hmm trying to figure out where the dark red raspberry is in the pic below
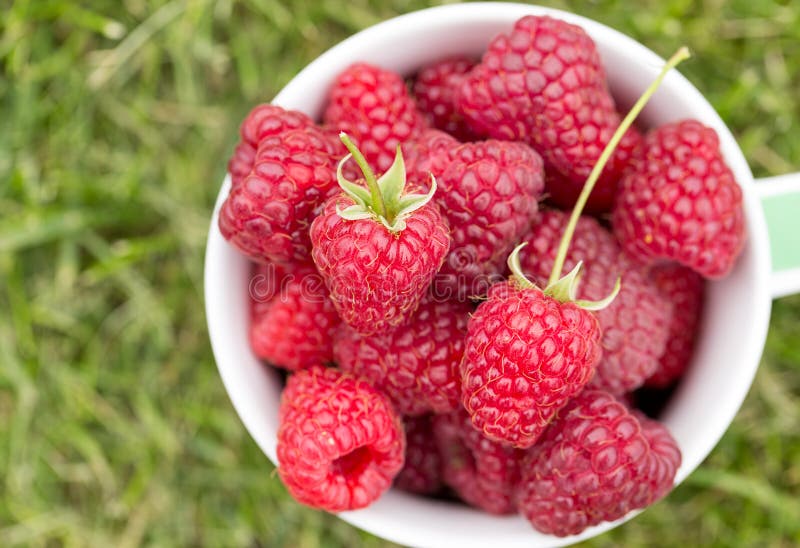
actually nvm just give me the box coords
[434,409,522,515]
[228,104,314,187]
[334,295,470,415]
[456,15,641,212]
[517,389,680,537]
[612,119,746,279]
[411,130,545,299]
[461,279,601,448]
[394,415,442,495]
[218,126,338,264]
[250,267,339,371]
[412,56,478,141]
[646,264,705,387]
[520,210,672,395]
[277,366,405,512]
[323,63,426,174]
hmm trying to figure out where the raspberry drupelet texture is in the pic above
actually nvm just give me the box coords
[632,410,682,506]
[334,294,470,415]
[250,267,339,371]
[520,210,672,395]
[219,126,339,264]
[412,56,478,141]
[228,104,315,187]
[411,130,546,299]
[456,15,641,212]
[646,264,705,387]
[461,280,602,448]
[434,409,522,514]
[612,119,746,279]
[517,389,680,537]
[323,62,426,174]
[310,191,450,336]
[394,414,443,495]
[276,366,405,512]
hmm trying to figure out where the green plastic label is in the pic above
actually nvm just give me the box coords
[762,192,800,271]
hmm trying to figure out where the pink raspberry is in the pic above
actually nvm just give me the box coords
[334,295,470,415]
[412,56,478,141]
[277,366,405,512]
[394,415,443,495]
[250,267,339,371]
[228,104,314,186]
[434,409,522,515]
[517,389,680,536]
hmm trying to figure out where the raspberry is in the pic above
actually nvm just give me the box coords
[517,389,680,537]
[461,279,601,448]
[612,119,746,278]
[646,264,705,387]
[277,366,405,512]
[434,409,522,514]
[250,267,339,371]
[334,295,470,415]
[310,139,450,336]
[219,126,339,264]
[456,15,641,212]
[520,210,672,394]
[323,63,426,174]
[413,133,546,299]
[394,415,442,495]
[412,56,478,141]
[228,104,314,187]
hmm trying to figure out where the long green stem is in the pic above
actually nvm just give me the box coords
[339,133,388,219]
[547,46,692,286]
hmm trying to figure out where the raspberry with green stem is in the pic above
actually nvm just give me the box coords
[522,46,692,309]
[460,47,692,449]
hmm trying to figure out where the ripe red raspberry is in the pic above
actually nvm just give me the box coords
[517,389,680,537]
[323,63,426,174]
[218,126,339,264]
[394,415,442,495]
[228,104,314,186]
[433,409,522,514]
[250,267,339,371]
[612,119,746,279]
[277,366,405,512]
[312,194,448,334]
[461,279,601,448]
[456,15,641,212]
[334,295,470,415]
[310,136,450,335]
[520,210,672,395]
[412,56,478,141]
[412,133,546,299]
[646,264,705,387]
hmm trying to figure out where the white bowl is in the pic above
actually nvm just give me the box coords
[204,3,773,546]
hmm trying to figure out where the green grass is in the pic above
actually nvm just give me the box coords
[1,0,799,546]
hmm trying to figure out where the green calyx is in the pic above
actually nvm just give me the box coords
[506,46,690,312]
[507,243,620,310]
[335,133,436,232]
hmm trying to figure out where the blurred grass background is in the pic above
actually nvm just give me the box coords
[1,0,799,546]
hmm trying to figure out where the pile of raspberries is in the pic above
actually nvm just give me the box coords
[218,15,745,538]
